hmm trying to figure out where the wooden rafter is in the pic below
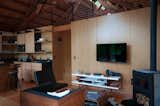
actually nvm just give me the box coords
[0,14,22,21]
[18,0,48,30]
[42,5,67,19]
[0,3,26,15]
[81,0,93,9]
[0,0,151,32]
[98,0,118,10]
[14,0,32,7]
[64,0,83,21]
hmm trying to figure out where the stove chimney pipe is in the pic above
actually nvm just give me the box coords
[150,0,157,71]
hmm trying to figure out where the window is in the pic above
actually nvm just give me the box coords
[89,0,106,10]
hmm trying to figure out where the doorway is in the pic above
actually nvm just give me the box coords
[52,30,71,83]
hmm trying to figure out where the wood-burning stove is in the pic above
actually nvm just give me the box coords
[133,70,160,106]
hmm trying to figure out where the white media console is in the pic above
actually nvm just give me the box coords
[72,73,121,90]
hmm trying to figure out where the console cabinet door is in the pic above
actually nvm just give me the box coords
[25,32,35,53]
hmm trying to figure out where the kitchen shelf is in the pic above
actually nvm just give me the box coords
[35,40,52,44]
[1,43,17,45]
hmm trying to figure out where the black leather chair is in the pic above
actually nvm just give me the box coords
[34,70,68,92]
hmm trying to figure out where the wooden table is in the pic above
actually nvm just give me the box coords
[21,87,85,106]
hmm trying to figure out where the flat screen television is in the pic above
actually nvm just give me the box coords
[96,43,127,63]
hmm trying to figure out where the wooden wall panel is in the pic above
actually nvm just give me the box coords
[158,7,160,70]
[130,8,150,69]
[71,7,160,94]
[87,19,97,73]
[96,12,131,44]
[25,32,35,53]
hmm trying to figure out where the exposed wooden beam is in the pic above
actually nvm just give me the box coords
[38,12,59,22]
[40,10,65,25]
[0,22,13,27]
[43,4,68,18]
[0,19,19,25]
[63,0,83,22]
[98,0,118,10]
[19,0,47,29]
[26,22,52,30]
[42,7,65,19]
[0,7,25,18]
[0,14,22,21]
[73,0,82,13]
[81,0,93,9]
[0,3,26,15]
[94,9,109,16]
[14,0,31,7]
[0,27,13,32]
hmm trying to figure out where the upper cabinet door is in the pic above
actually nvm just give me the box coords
[17,34,25,45]
[25,32,35,53]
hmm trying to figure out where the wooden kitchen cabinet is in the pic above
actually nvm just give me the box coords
[17,33,25,44]
[25,32,35,53]
[15,62,42,82]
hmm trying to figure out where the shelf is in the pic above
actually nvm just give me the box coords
[79,78,106,83]
[34,51,52,54]
[35,30,52,33]
[1,35,17,37]
[0,51,17,54]
[35,40,52,44]
[72,80,119,90]
[1,43,17,46]
[72,73,121,90]
[0,51,52,54]
[19,51,52,54]
[72,73,121,81]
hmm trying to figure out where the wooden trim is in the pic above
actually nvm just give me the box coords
[54,24,71,32]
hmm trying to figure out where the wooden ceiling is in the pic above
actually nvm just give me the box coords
[0,0,155,32]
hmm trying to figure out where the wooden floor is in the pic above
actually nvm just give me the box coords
[0,81,36,106]
[0,81,131,106]
[0,90,20,106]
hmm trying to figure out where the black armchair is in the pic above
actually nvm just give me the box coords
[34,71,68,92]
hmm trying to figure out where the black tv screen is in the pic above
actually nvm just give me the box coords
[96,43,127,63]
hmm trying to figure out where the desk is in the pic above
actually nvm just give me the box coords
[21,87,85,106]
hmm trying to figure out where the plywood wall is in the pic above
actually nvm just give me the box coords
[71,7,160,94]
